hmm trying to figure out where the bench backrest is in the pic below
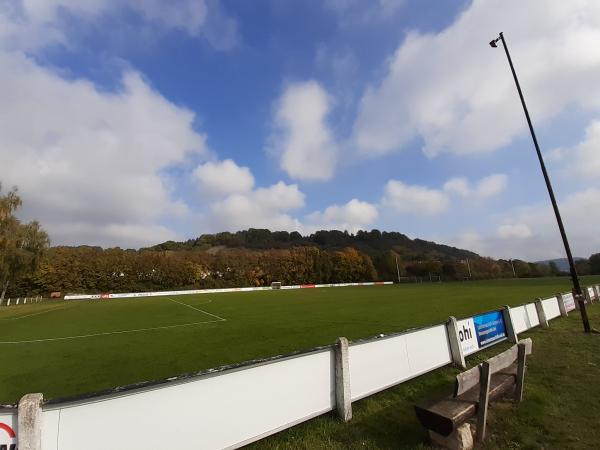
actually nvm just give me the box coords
[454,338,532,396]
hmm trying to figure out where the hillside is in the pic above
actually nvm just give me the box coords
[146,229,479,261]
[535,257,585,272]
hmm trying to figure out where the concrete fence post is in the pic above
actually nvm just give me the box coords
[584,287,592,305]
[335,337,352,422]
[556,293,568,317]
[502,306,518,343]
[446,316,466,368]
[572,289,581,311]
[534,298,549,328]
[18,393,43,450]
[16,298,20,305]
[595,285,600,301]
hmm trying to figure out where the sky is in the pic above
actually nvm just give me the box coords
[1,0,600,261]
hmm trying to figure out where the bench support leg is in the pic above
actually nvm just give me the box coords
[429,423,473,450]
[515,342,527,402]
[476,362,491,443]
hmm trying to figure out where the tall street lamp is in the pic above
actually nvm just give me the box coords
[489,32,592,332]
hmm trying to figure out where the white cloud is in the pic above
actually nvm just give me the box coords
[566,120,600,180]
[0,0,237,52]
[496,224,533,240]
[199,161,381,234]
[53,222,182,249]
[352,0,600,158]
[450,188,600,260]
[269,81,338,181]
[382,180,449,215]
[306,199,378,232]
[193,159,254,197]
[444,174,507,199]
[210,181,305,231]
[442,178,470,198]
[0,51,206,247]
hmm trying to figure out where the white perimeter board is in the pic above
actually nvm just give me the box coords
[541,297,561,320]
[348,325,451,401]
[41,350,335,450]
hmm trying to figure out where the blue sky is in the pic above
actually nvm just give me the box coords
[2,0,600,261]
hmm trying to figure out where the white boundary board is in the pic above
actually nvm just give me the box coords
[65,282,395,300]
[0,410,17,449]
[41,350,335,450]
[348,324,451,401]
[510,303,539,334]
[541,297,561,320]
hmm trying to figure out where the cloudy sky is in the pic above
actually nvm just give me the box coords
[1,0,600,261]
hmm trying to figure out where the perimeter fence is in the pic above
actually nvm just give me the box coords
[1,284,599,450]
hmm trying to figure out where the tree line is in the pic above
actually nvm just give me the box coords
[2,185,599,299]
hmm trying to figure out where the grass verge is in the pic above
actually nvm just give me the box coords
[251,302,600,449]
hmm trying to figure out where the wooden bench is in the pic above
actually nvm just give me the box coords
[414,338,532,449]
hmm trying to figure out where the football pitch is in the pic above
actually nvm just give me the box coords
[1,276,598,404]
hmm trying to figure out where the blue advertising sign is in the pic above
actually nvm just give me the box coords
[473,310,507,348]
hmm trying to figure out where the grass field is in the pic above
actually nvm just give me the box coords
[1,276,599,405]
[252,289,600,450]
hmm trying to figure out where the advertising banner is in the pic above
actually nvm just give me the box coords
[474,310,507,348]
[0,414,17,450]
[588,287,596,301]
[457,310,507,356]
[456,317,478,356]
[563,293,576,312]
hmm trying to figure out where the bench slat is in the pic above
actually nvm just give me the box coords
[454,338,531,396]
[416,366,517,436]
[487,345,517,374]
[455,365,480,396]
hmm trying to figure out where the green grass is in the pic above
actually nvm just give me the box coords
[250,285,600,450]
[0,276,599,407]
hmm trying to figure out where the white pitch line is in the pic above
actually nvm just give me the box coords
[167,297,227,322]
[0,304,71,321]
[0,319,224,344]
[0,297,227,344]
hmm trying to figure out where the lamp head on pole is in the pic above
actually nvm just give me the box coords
[489,32,503,48]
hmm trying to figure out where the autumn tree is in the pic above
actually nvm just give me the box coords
[0,185,50,303]
[589,253,600,275]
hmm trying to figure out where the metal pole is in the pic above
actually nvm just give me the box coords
[395,256,401,283]
[510,259,516,278]
[495,32,590,332]
[466,259,472,279]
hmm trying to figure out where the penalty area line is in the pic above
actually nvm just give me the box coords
[167,297,227,322]
[0,318,224,344]
[0,296,228,344]
[0,304,71,321]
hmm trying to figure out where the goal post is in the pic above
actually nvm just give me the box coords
[271,282,282,290]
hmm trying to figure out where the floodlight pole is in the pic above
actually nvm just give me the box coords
[490,32,591,332]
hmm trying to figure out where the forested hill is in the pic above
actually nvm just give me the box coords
[146,229,478,261]
[9,229,567,297]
